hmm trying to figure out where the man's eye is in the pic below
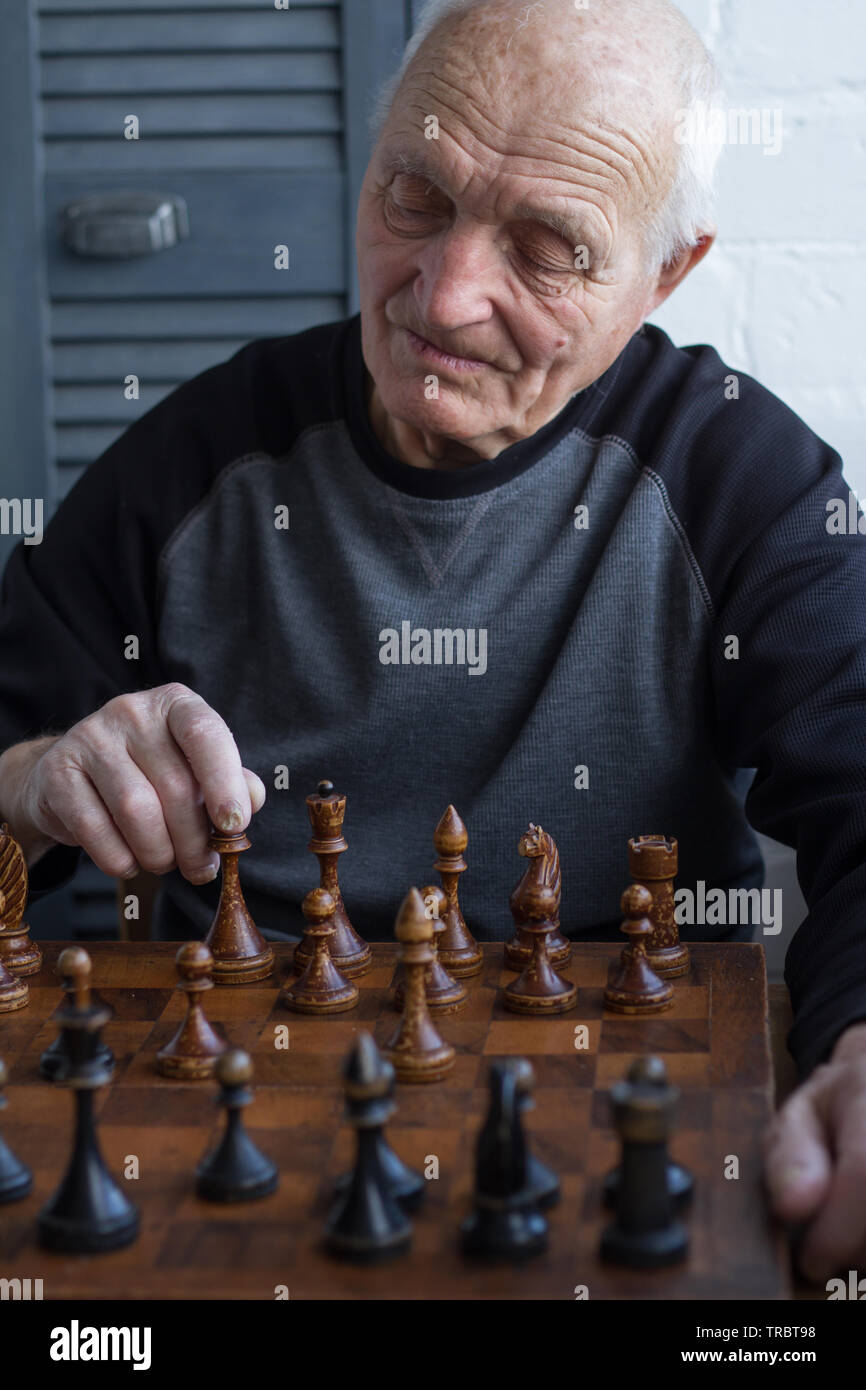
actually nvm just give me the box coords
[518,247,569,276]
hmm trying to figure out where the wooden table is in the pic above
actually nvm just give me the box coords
[0,941,793,1300]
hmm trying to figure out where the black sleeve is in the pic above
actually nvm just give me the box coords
[706,427,866,1080]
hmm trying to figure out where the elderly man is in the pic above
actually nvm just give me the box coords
[0,0,863,1284]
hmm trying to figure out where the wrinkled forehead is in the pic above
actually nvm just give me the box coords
[382,6,680,217]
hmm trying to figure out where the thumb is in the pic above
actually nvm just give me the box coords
[763,1080,833,1221]
[242,767,267,815]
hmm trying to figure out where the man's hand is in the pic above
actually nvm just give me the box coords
[0,683,266,885]
[764,1020,866,1283]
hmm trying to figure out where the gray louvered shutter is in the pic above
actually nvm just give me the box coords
[20,0,409,941]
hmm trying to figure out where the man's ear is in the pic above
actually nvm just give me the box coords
[644,232,716,316]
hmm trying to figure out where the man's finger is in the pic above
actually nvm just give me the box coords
[162,687,251,833]
[242,767,267,814]
[763,1078,834,1221]
[797,1078,866,1283]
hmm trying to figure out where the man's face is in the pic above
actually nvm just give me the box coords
[356,6,681,460]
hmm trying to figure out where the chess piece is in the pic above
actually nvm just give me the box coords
[283,888,359,1014]
[294,780,371,978]
[393,884,466,1015]
[383,889,455,1083]
[196,1049,278,1202]
[432,805,482,977]
[513,1058,560,1209]
[0,895,28,1014]
[600,1055,689,1268]
[326,1034,413,1261]
[603,1057,693,1209]
[504,824,571,969]
[0,1057,33,1204]
[629,834,689,977]
[0,823,41,976]
[205,824,274,984]
[503,880,576,1015]
[333,1034,424,1212]
[603,885,674,1014]
[461,1059,548,1259]
[38,948,139,1253]
[156,942,228,1079]
[41,945,114,1081]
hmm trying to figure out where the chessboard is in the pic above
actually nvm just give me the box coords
[0,940,790,1301]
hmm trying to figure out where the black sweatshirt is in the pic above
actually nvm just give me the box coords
[1,314,865,1080]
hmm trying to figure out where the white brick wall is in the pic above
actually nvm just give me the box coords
[650,0,866,496]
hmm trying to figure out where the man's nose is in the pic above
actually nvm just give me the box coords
[413,225,496,328]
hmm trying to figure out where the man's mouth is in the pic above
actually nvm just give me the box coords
[403,328,489,373]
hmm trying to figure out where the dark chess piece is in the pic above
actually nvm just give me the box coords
[513,1057,560,1209]
[294,780,371,978]
[504,823,571,969]
[205,822,274,984]
[0,823,42,976]
[0,1057,33,1204]
[37,948,139,1253]
[503,880,576,1015]
[41,945,114,1081]
[196,1049,278,1202]
[603,1056,693,1210]
[629,834,689,978]
[283,887,359,1013]
[383,888,455,1083]
[603,885,674,1014]
[600,1056,690,1268]
[461,1059,548,1259]
[333,1035,424,1212]
[326,1033,414,1261]
[156,942,228,1079]
[0,895,28,1013]
[432,805,482,977]
[393,884,466,1015]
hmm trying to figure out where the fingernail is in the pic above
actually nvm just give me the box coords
[767,1162,813,1196]
[215,800,244,832]
[189,860,219,885]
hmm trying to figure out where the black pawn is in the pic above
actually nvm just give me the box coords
[326,1033,412,1262]
[196,1049,278,1202]
[0,1057,33,1204]
[333,1035,424,1212]
[600,1057,689,1269]
[41,948,114,1083]
[38,948,139,1253]
[461,1059,548,1260]
[514,1057,560,1210]
[603,1056,693,1209]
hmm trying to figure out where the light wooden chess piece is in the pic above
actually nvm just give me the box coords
[503,883,576,1015]
[432,805,482,978]
[504,823,571,969]
[384,889,455,1083]
[604,885,674,1015]
[283,888,359,1014]
[0,891,28,1014]
[205,824,274,984]
[0,824,41,976]
[393,884,467,1015]
[294,781,371,978]
[156,942,228,1079]
[629,835,689,978]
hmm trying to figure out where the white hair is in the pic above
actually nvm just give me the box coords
[370,0,725,268]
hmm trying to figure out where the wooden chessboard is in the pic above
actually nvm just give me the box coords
[0,941,790,1300]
